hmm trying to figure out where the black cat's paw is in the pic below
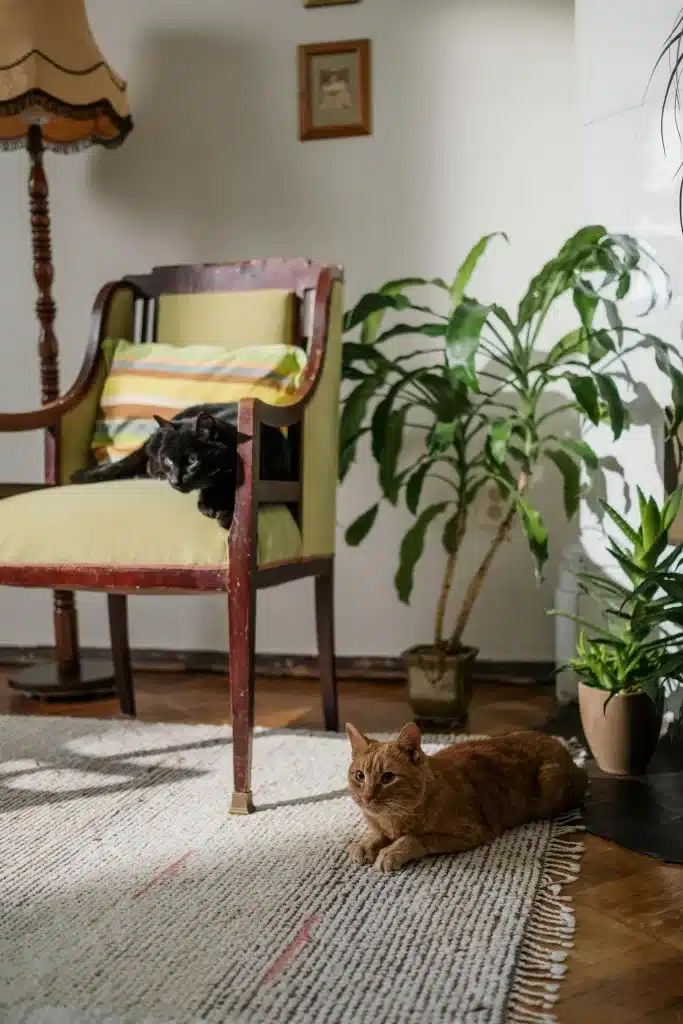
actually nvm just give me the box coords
[216,510,235,531]
[197,501,219,519]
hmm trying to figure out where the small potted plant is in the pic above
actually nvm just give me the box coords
[553,487,683,775]
[341,226,683,725]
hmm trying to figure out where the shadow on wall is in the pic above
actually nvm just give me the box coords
[87,29,309,263]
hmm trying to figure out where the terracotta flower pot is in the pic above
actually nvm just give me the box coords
[578,681,663,776]
[403,645,477,728]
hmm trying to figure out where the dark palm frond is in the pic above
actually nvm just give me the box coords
[649,9,683,230]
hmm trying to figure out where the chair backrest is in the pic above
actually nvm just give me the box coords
[123,259,345,558]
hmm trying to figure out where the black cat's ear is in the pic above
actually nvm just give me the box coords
[153,414,177,430]
[235,431,252,447]
[194,412,216,441]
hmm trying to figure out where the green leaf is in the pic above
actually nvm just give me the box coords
[341,342,395,375]
[567,374,601,424]
[378,407,408,504]
[339,378,378,481]
[573,570,631,600]
[607,233,641,270]
[550,437,599,470]
[517,498,549,580]
[345,504,380,546]
[603,299,623,344]
[344,292,411,333]
[339,427,368,481]
[370,379,404,462]
[641,496,661,551]
[545,328,587,368]
[428,420,459,453]
[546,449,581,519]
[517,225,607,328]
[563,224,608,250]
[616,273,630,299]
[486,420,513,464]
[406,462,430,514]
[344,278,442,346]
[587,329,616,363]
[450,233,507,307]
[395,502,449,603]
[652,341,683,434]
[445,297,492,391]
[340,378,376,450]
[599,499,640,546]
[595,372,625,439]
[573,286,599,331]
[374,322,447,345]
[662,486,683,532]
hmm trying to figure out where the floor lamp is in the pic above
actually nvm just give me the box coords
[0,0,133,699]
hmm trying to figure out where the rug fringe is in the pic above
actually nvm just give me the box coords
[505,808,584,1024]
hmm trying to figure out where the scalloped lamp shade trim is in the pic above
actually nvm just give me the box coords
[0,0,132,151]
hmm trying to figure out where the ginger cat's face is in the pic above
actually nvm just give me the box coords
[346,723,425,815]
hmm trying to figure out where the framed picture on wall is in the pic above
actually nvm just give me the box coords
[297,39,371,141]
[304,0,361,7]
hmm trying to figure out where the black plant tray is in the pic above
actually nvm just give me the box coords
[539,703,683,864]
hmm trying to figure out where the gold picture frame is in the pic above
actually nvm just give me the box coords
[297,39,371,141]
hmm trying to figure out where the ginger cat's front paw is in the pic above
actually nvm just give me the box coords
[375,844,411,873]
[348,837,385,866]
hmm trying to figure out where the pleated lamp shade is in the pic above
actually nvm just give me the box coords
[0,0,132,152]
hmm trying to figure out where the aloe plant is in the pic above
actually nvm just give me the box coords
[553,487,683,704]
[341,226,683,654]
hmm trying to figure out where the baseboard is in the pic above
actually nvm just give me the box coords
[0,645,554,686]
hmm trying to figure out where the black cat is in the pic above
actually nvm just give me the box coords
[72,404,295,530]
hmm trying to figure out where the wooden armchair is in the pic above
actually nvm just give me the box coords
[0,259,343,813]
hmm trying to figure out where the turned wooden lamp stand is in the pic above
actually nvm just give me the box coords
[0,0,133,699]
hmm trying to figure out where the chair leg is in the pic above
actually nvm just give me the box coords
[107,594,136,717]
[315,561,339,732]
[54,590,81,677]
[228,572,256,815]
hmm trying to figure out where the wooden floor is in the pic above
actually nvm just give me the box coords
[2,669,682,1024]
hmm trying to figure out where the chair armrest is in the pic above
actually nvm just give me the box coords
[0,280,140,433]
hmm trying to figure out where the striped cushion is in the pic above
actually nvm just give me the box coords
[91,339,307,464]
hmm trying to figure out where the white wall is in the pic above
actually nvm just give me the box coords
[576,0,683,562]
[556,1,683,702]
[0,0,577,658]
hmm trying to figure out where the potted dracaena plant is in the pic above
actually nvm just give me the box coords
[340,225,683,725]
[552,487,683,775]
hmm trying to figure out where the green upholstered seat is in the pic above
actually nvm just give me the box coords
[0,480,301,568]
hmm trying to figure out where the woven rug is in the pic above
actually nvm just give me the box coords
[0,716,584,1024]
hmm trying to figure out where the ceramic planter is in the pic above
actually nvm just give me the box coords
[578,681,663,775]
[403,645,477,728]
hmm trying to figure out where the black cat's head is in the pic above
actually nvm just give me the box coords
[149,413,250,493]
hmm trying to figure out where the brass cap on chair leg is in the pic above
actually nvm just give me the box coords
[230,791,254,815]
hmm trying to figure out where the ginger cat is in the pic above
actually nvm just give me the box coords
[346,723,587,873]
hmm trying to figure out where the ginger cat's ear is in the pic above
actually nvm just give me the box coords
[346,722,371,754]
[397,722,422,762]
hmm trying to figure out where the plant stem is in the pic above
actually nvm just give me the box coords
[434,510,467,646]
[448,473,528,649]
[448,507,515,649]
